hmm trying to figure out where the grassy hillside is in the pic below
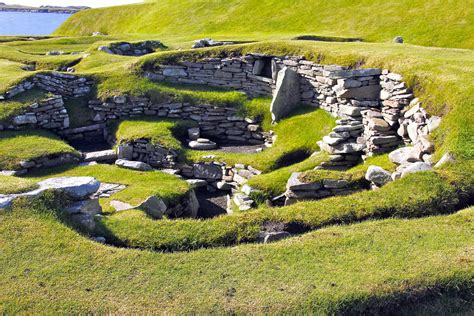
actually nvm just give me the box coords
[55,0,474,49]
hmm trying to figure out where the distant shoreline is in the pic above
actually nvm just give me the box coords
[0,4,89,14]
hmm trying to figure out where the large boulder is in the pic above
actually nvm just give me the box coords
[38,177,100,200]
[270,67,300,122]
[139,196,167,219]
[183,190,199,218]
[365,166,392,186]
[116,159,153,171]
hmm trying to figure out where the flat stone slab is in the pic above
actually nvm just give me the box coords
[116,159,153,171]
[38,177,100,200]
[110,200,134,212]
[0,196,14,209]
[84,149,117,162]
[286,172,323,191]
[189,140,217,150]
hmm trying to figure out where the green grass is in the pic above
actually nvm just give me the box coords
[55,0,474,49]
[0,88,49,123]
[113,117,196,151]
[0,176,38,194]
[25,164,191,213]
[0,195,472,314]
[0,59,34,93]
[92,163,472,251]
[0,130,79,170]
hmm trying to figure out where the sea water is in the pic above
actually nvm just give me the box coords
[0,11,71,36]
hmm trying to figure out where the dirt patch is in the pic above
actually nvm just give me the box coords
[195,187,228,219]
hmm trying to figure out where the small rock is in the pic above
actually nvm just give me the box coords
[138,196,167,219]
[0,196,14,209]
[188,127,200,140]
[389,147,421,165]
[401,162,432,178]
[365,166,392,186]
[92,237,106,244]
[261,231,291,244]
[434,152,456,169]
[393,36,404,44]
[189,139,217,150]
[65,199,102,215]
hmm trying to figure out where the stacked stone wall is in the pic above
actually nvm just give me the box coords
[0,95,70,131]
[0,72,93,100]
[88,96,265,144]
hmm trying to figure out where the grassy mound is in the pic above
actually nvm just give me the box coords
[0,130,79,170]
[1,195,472,314]
[113,117,196,151]
[0,88,49,123]
[55,0,474,49]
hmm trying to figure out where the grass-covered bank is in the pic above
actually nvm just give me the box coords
[0,196,472,314]
[0,130,79,171]
[54,0,474,50]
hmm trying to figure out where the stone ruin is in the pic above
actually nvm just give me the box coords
[0,52,444,220]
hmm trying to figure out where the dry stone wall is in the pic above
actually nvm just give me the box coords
[0,72,93,100]
[0,95,70,132]
[116,140,179,169]
[88,96,265,144]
